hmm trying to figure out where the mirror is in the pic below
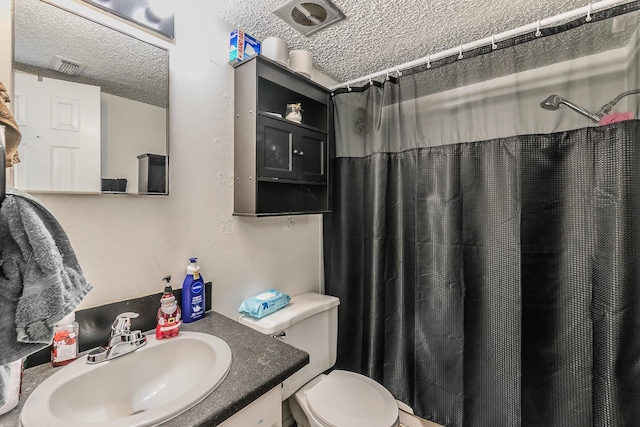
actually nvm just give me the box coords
[13,0,169,195]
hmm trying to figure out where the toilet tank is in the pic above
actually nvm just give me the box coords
[238,292,340,400]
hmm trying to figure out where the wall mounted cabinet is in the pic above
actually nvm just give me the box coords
[234,55,331,216]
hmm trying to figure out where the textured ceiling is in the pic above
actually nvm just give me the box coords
[12,0,638,103]
[214,0,628,84]
[14,0,168,107]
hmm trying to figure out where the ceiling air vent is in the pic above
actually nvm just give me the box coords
[273,0,345,37]
[48,55,86,76]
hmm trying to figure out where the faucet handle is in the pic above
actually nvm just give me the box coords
[112,312,140,333]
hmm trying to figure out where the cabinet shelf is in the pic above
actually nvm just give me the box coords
[234,210,331,217]
[234,55,332,216]
[257,111,327,133]
[257,177,328,185]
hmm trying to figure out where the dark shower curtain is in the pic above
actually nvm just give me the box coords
[323,5,640,427]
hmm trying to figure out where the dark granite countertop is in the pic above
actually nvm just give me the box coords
[0,311,309,427]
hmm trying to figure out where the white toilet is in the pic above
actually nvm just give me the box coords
[239,292,400,427]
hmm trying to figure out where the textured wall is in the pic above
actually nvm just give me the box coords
[1,0,14,188]
[0,0,12,97]
[2,0,326,319]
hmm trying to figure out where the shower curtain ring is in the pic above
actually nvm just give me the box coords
[369,75,373,85]
[426,54,431,69]
[385,68,390,81]
[396,66,402,76]
[586,3,593,22]
[346,82,352,92]
[491,34,498,49]
[535,20,542,37]
[458,45,463,59]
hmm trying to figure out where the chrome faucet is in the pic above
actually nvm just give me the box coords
[86,312,147,364]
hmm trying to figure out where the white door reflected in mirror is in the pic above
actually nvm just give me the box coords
[13,72,101,192]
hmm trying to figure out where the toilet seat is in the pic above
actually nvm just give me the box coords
[304,370,398,427]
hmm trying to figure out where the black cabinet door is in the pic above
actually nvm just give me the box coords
[296,128,326,183]
[257,115,296,180]
[257,115,327,183]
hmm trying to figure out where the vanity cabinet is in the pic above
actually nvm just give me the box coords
[234,55,331,216]
[219,386,281,427]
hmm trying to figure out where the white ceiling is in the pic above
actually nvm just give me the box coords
[214,0,617,84]
[13,0,638,104]
[14,0,168,107]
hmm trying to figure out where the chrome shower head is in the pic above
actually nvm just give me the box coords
[540,95,562,111]
[539,94,600,123]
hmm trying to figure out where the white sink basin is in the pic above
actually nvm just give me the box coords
[20,331,232,427]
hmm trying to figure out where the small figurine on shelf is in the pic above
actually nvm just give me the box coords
[285,103,303,123]
[156,275,182,339]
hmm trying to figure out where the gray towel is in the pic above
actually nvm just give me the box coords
[0,189,91,366]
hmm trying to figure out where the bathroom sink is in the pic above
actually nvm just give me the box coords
[20,331,232,427]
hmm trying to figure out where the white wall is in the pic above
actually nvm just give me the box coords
[0,0,14,186]
[1,0,327,319]
[626,24,640,114]
[0,0,11,91]
[101,92,167,193]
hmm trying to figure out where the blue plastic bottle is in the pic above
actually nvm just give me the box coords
[182,258,205,323]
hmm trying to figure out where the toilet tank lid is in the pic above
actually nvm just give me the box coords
[238,292,340,335]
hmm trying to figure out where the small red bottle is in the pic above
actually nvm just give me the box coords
[156,276,182,339]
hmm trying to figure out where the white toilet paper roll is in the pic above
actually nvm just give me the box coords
[261,37,288,66]
[288,50,312,78]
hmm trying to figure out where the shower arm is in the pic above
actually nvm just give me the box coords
[595,88,640,119]
[559,99,601,123]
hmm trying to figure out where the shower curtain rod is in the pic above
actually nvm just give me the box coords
[330,0,632,91]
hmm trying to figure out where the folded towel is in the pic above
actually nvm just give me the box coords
[0,81,21,167]
[0,189,92,366]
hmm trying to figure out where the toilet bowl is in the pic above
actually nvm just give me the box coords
[239,292,399,427]
[290,371,399,427]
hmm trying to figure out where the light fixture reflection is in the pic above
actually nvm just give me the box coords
[148,0,174,19]
[81,0,174,39]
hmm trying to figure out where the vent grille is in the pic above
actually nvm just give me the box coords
[291,3,328,27]
[274,0,345,37]
[48,55,86,76]
[57,60,80,75]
